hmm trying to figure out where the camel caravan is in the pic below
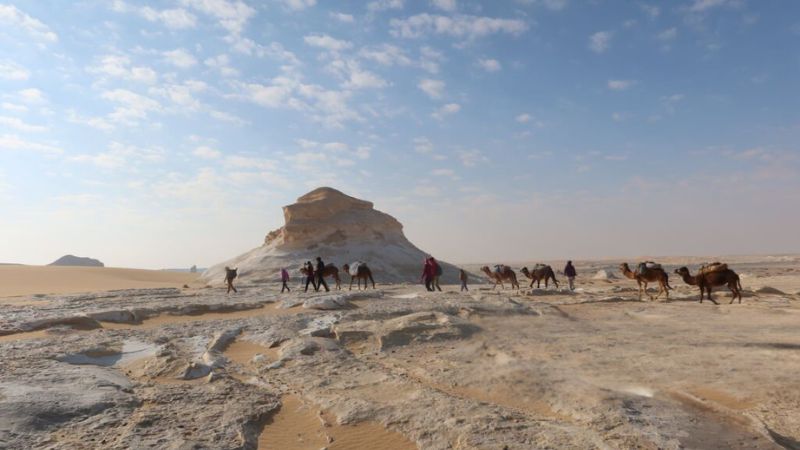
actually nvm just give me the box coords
[267,256,746,305]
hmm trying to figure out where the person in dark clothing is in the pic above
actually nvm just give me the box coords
[421,258,434,291]
[315,257,330,292]
[224,266,238,293]
[430,257,442,292]
[304,261,316,292]
[280,267,290,293]
[564,260,577,291]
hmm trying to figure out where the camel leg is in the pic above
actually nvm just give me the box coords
[553,277,559,289]
[349,276,354,291]
[707,286,719,305]
[369,274,375,289]
[529,279,534,288]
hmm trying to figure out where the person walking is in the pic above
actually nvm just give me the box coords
[421,258,433,291]
[304,261,316,292]
[430,257,442,292]
[315,257,330,292]
[224,266,238,294]
[280,267,290,293]
[459,268,469,292]
[564,260,577,291]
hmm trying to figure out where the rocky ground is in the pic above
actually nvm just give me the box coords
[2,256,800,449]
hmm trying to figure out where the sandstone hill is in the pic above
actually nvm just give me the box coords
[203,187,464,284]
[49,255,104,267]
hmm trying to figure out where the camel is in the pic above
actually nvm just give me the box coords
[481,265,519,290]
[520,265,559,289]
[342,263,376,290]
[300,264,341,290]
[675,266,742,304]
[619,262,672,301]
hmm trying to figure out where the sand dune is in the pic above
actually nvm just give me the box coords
[0,265,200,299]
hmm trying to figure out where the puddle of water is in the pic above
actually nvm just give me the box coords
[258,395,416,450]
[58,340,159,367]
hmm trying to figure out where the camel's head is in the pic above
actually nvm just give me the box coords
[480,266,490,273]
[619,263,630,272]
[342,264,350,272]
[675,267,690,276]
[520,267,529,275]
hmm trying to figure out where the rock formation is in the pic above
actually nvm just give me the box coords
[203,187,464,284]
[49,255,104,267]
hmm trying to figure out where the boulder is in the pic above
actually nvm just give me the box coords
[593,270,617,280]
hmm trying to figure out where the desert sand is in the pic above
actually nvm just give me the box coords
[1,254,800,449]
[0,265,201,300]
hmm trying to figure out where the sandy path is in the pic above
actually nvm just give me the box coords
[0,265,201,299]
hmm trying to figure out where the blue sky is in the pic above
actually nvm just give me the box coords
[1,0,799,268]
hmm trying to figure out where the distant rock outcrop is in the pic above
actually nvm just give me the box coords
[203,187,465,284]
[49,255,104,267]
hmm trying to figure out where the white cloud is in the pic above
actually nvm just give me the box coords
[88,54,158,84]
[477,58,501,72]
[355,146,371,159]
[236,78,360,128]
[17,88,45,104]
[209,110,247,125]
[163,48,197,69]
[457,149,487,167]
[0,116,47,133]
[71,142,164,169]
[641,4,660,18]
[657,27,678,41]
[431,168,459,180]
[0,4,58,43]
[279,0,317,10]
[304,34,353,52]
[0,134,62,155]
[418,78,445,99]
[368,0,404,12]
[204,54,239,77]
[193,146,221,159]
[101,89,162,125]
[112,1,197,29]
[180,0,256,34]
[607,79,636,90]
[431,0,457,12]
[688,0,729,13]
[588,31,612,53]
[390,14,527,40]
[327,59,388,89]
[413,137,434,154]
[1,102,27,112]
[419,46,444,73]
[432,103,460,120]
[330,12,354,23]
[149,80,207,111]
[516,113,532,123]
[140,6,197,29]
[359,44,412,66]
[0,60,29,81]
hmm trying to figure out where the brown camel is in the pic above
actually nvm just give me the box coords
[480,265,519,290]
[300,264,341,290]
[342,263,375,290]
[675,266,742,304]
[520,265,559,289]
[619,262,672,300]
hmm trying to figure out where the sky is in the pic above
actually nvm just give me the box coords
[1,0,799,269]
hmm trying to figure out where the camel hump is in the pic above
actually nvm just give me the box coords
[533,263,547,270]
[699,262,727,275]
